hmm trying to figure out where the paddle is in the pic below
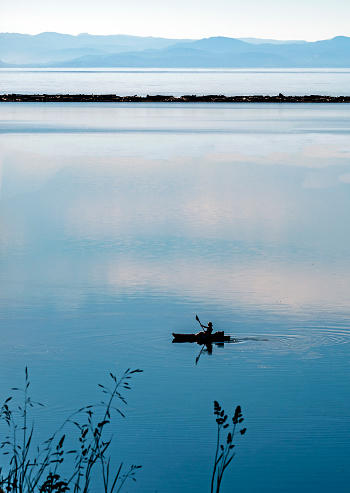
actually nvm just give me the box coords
[195,315,205,364]
[196,314,203,329]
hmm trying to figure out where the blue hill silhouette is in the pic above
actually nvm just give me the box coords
[1,33,349,67]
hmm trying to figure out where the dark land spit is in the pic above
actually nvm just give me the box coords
[1,94,350,103]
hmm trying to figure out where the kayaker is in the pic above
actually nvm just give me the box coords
[200,321,213,336]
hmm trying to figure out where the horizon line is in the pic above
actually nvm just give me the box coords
[1,31,349,43]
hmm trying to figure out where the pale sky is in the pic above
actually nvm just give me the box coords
[2,0,350,41]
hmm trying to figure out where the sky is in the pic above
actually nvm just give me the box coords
[1,0,350,41]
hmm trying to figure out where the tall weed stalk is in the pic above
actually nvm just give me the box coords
[211,401,246,493]
[0,367,142,493]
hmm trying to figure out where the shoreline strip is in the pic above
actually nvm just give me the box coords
[1,94,350,103]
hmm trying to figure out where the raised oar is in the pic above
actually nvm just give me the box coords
[195,315,205,364]
[196,314,203,329]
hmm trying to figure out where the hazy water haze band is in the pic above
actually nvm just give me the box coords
[2,68,350,97]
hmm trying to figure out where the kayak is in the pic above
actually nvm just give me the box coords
[172,331,230,343]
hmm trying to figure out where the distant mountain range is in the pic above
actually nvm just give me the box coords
[1,32,350,68]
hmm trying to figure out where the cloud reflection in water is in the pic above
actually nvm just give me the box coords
[1,133,350,315]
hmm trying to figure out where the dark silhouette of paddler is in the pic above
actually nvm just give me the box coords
[200,321,213,337]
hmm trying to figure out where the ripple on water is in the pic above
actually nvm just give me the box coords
[238,325,350,355]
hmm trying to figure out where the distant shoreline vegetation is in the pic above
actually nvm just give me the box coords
[1,94,350,103]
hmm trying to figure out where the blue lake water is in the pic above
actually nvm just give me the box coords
[0,101,350,492]
[1,67,350,96]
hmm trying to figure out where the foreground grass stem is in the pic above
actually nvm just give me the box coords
[0,368,143,493]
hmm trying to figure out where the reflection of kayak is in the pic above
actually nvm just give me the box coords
[172,331,230,343]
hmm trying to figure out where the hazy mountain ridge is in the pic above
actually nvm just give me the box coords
[0,32,192,64]
[0,33,349,68]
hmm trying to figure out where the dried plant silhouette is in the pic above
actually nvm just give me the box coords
[211,401,246,493]
[0,367,142,493]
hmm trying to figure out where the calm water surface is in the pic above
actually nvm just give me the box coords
[0,102,350,492]
[2,68,350,96]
